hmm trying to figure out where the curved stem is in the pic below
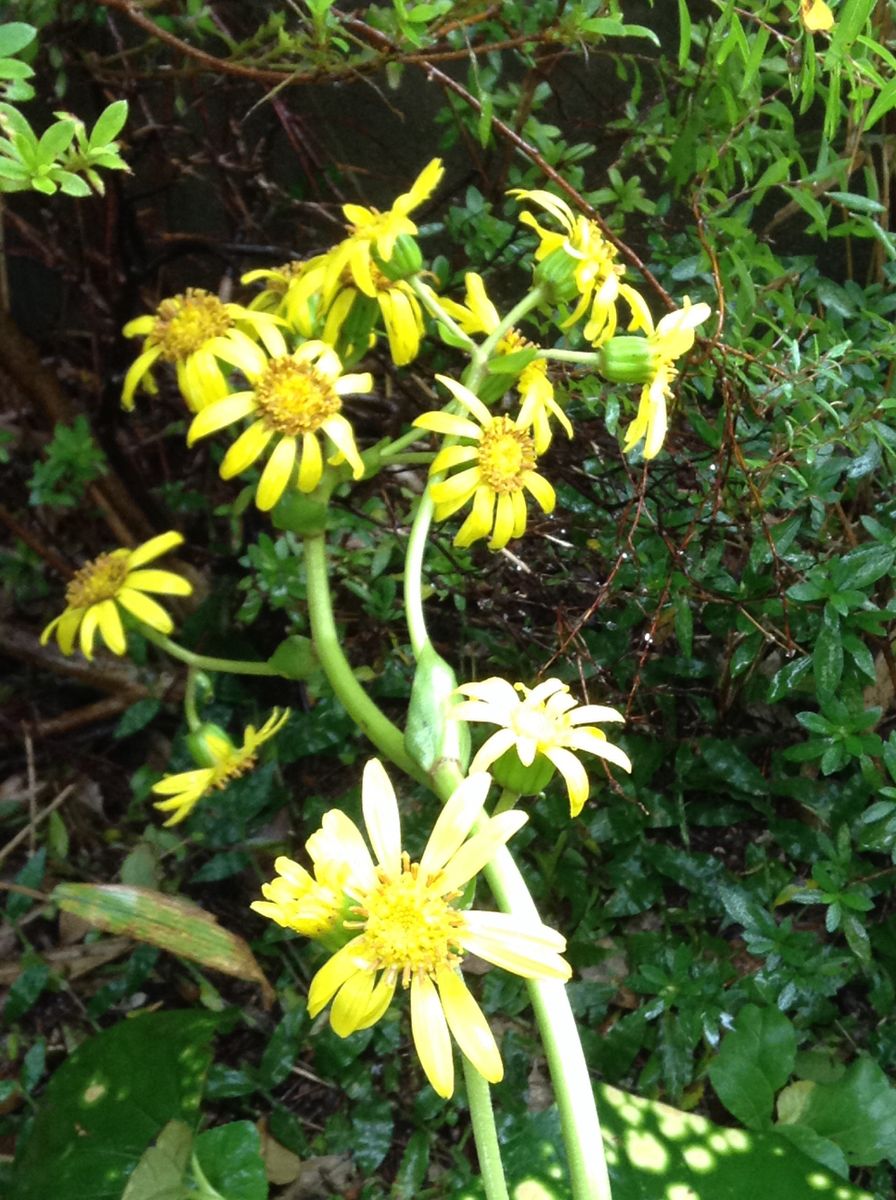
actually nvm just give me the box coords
[478,284,547,362]
[141,628,279,676]
[404,488,436,658]
[184,666,202,731]
[463,1057,510,1200]
[303,532,427,785]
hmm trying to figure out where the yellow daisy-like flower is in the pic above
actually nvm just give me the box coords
[122,288,283,413]
[321,158,444,301]
[40,531,192,661]
[414,375,556,551]
[187,338,372,511]
[252,758,570,1098]
[510,189,651,345]
[622,298,711,460]
[454,678,632,818]
[800,0,834,31]
[152,708,290,826]
[438,273,572,453]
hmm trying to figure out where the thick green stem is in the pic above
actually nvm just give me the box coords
[141,628,279,676]
[303,533,427,785]
[404,489,435,658]
[184,666,202,731]
[463,1057,510,1200]
[539,348,602,365]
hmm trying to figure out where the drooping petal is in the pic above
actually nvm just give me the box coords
[79,605,101,660]
[454,487,495,548]
[297,432,323,492]
[436,968,502,1083]
[468,728,518,774]
[330,967,378,1037]
[121,345,162,410]
[410,973,454,1098]
[543,746,590,816]
[362,758,402,878]
[355,973,397,1031]
[489,491,516,550]
[152,768,214,795]
[523,471,556,514]
[323,414,364,479]
[220,421,274,478]
[567,730,632,773]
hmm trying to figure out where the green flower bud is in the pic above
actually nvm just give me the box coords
[597,336,655,384]
[490,746,556,796]
[374,234,423,280]
[186,723,235,768]
[272,491,329,535]
[532,246,579,302]
[405,644,471,774]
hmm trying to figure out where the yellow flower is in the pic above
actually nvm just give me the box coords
[510,189,651,345]
[152,709,290,826]
[438,273,572,452]
[414,375,556,551]
[323,263,425,367]
[187,338,372,511]
[800,0,834,31]
[242,261,314,316]
[40,531,192,661]
[122,288,283,413]
[622,298,711,460]
[321,158,444,300]
[252,758,570,1098]
[454,678,632,818]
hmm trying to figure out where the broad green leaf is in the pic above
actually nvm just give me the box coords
[9,1012,218,1200]
[0,23,36,58]
[193,1123,267,1200]
[830,543,894,590]
[89,99,128,147]
[53,883,273,1004]
[708,1005,797,1129]
[267,634,316,680]
[787,1056,896,1165]
[121,1120,193,1200]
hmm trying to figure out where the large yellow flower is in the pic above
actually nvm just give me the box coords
[187,338,372,511]
[414,375,556,551]
[510,189,651,345]
[122,288,283,413]
[622,298,711,460]
[321,158,444,301]
[252,759,570,1098]
[454,678,632,817]
[40,531,192,661]
[438,273,572,453]
[152,709,290,826]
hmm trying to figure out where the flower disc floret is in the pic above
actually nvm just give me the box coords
[187,339,372,511]
[252,758,571,1098]
[41,531,192,661]
[414,375,556,551]
[152,708,290,826]
[455,677,632,817]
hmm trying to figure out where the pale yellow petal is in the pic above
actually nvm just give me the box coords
[438,810,527,894]
[116,587,173,634]
[307,939,367,1017]
[410,973,454,1098]
[544,746,590,817]
[128,531,184,568]
[256,436,296,511]
[362,758,402,877]
[124,568,192,596]
[418,772,491,879]
[436,969,502,1084]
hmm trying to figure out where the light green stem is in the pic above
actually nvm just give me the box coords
[539,348,602,365]
[404,488,436,658]
[478,285,547,362]
[463,1056,510,1200]
[303,533,427,785]
[184,666,202,731]
[141,628,279,676]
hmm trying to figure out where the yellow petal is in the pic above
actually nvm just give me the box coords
[79,605,101,660]
[361,759,403,877]
[436,969,502,1084]
[116,587,174,634]
[438,810,527,894]
[297,432,323,492]
[187,392,257,445]
[124,568,192,596]
[220,421,273,478]
[97,599,126,655]
[543,746,590,816]
[330,968,378,1037]
[256,436,296,511]
[801,0,834,31]
[454,486,495,548]
[419,772,491,879]
[128,531,184,568]
[121,346,162,411]
[410,974,454,1098]
[307,939,367,1017]
[461,911,571,979]
[489,491,516,550]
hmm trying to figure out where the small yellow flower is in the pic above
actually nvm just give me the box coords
[323,262,425,367]
[800,0,834,31]
[414,375,556,551]
[242,261,314,317]
[438,273,572,452]
[321,159,444,300]
[122,288,283,413]
[187,338,372,511]
[510,189,651,345]
[152,709,290,826]
[454,677,632,817]
[252,758,570,1098]
[40,531,192,661]
[622,298,711,460]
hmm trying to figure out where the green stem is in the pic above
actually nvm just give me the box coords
[404,488,435,658]
[303,532,428,785]
[539,348,602,365]
[183,666,202,731]
[409,276,478,351]
[478,284,547,363]
[493,788,519,814]
[141,628,279,676]
[463,1057,510,1200]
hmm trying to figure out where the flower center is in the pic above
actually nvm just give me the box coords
[355,856,465,986]
[150,289,232,361]
[253,358,341,436]
[65,552,130,609]
[477,418,537,493]
[512,703,564,751]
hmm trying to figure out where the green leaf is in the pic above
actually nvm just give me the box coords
[121,1120,193,1200]
[36,118,75,164]
[831,543,895,589]
[347,1100,394,1173]
[813,624,843,702]
[52,884,273,1004]
[267,634,316,680]
[193,1123,267,1200]
[89,99,128,148]
[114,698,161,739]
[0,24,36,58]
[709,1005,797,1129]
[781,1056,896,1165]
[826,190,886,216]
[677,0,692,67]
[9,1012,218,1200]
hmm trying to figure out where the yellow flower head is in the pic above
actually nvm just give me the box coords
[510,189,651,345]
[414,375,556,551]
[187,337,372,511]
[323,262,425,367]
[122,288,283,413]
[322,159,444,301]
[454,678,632,818]
[622,297,711,460]
[252,758,570,1098]
[439,273,572,453]
[800,0,834,32]
[40,531,192,661]
[152,708,290,826]
[241,261,314,316]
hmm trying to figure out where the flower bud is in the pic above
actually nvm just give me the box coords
[532,246,579,302]
[490,746,556,796]
[405,644,471,774]
[186,723,235,768]
[597,335,655,384]
[374,234,423,280]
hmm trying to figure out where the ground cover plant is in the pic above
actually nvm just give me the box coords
[3,1,896,1197]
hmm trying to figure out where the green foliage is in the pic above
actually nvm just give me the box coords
[28,415,106,508]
